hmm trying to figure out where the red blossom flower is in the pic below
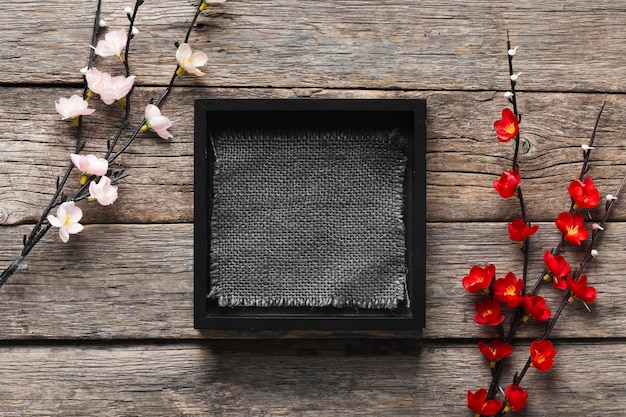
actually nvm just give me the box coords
[493,169,520,198]
[568,177,600,209]
[523,294,551,322]
[478,339,513,367]
[494,108,519,142]
[504,384,528,412]
[555,212,588,246]
[467,388,503,416]
[474,296,505,326]
[530,340,557,372]
[493,272,525,308]
[566,275,598,303]
[463,264,496,293]
[543,251,570,290]
[508,218,539,242]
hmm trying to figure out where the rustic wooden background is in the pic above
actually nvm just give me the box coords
[1,0,626,415]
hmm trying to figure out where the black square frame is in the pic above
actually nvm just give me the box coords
[194,99,426,331]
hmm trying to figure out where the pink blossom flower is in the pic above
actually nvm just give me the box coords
[55,94,95,123]
[176,43,208,76]
[86,67,108,95]
[85,68,135,105]
[99,74,136,105]
[47,201,84,243]
[89,176,118,206]
[143,104,173,139]
[94,28,127,61]
[70,154,109,177]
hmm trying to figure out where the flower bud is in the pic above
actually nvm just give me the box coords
[99,19,107,28]
[590,249,599,257]
[592,223,604,231]
[508,46,518,56]
[510,72,522,81]
[504,91,514,99]
[581,144,594,151]
[124,6,133,14]
[606,194,618,202]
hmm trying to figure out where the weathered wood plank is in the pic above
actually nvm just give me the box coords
[1,87,625,225]
[0,222,622,340]
[0,341,623,416]
[2,1,626,92]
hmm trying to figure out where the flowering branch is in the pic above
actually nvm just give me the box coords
[466,35,623,416]
[0,0,225,288]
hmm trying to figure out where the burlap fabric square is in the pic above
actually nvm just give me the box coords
[209,129,408,309]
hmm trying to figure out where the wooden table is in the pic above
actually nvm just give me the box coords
[1,1,625,415]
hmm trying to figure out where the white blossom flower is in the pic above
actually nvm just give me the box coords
[94,28,127,61]
[70,153,109,177]
[89,176,118,206]
[55,95,95,122]
[143,104,173,139]
[176,43,208,76]
[47,201,84,243]
[99,74,136,105]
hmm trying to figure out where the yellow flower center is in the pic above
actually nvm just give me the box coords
[64,215,72,226]
[505,124,517,135]
[504,285,517,297]
[566,225,579,237]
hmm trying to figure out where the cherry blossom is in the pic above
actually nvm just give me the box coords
[70,154,108,185]
[142,104,173,139]
[99,74,136,105]
[555,212,588,246]
[47,201,84,243]
[530,340,557,372]
[467,388,502,416]
[568,177,600,209]
[493,108,519,142]
[493,169,520,198]
[504,384,528,412]
[86,67,108,95]
[462,264,496,293]
[176,43,208,76]
[85,68,135,105]
[477,339,513,368]
[94,28,127,61]
[55,94,95,124]
[89,176,119,206]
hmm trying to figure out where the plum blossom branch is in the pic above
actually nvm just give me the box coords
[467,35,622,417]
[0,0,223,288]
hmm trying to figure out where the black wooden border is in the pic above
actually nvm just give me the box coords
[194,99,426,331]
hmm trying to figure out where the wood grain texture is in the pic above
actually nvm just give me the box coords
[1,87,625,225]
[2,1,626,415]
[0,222,622,340]
[0,341,623,416]
[2,1,626,92]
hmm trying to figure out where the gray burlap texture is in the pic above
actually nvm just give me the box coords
[209,128,408,309]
